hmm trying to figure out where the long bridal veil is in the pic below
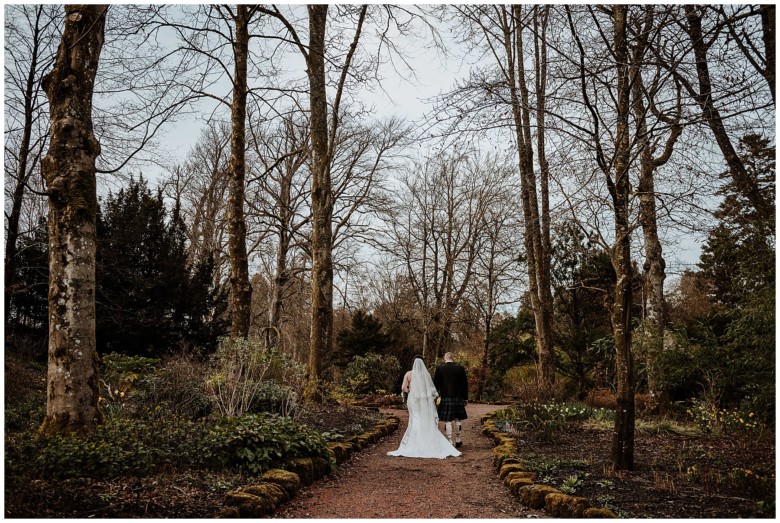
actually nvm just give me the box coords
[388,358,461,459]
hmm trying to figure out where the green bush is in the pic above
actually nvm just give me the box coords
[342,353,400,394]
[205,414,330,475]
[247,381,300,418]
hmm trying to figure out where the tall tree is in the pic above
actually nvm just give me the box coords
[566,4,636,469]
[608,4,636,471]
[451,5,557,392]
[259,5,369,400]
[628,6,683,411]
[39,4,107,436]
[225,5,258,338]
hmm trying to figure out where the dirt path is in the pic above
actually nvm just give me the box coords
[277,403,546,518]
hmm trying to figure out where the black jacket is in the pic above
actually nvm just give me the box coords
[433,361,468,399]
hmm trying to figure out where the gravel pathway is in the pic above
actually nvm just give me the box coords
[276,403,546,518]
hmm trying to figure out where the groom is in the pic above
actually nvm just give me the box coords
[433,352,468,448]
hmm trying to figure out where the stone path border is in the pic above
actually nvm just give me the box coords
[481,410,618,518]
[216,414,401,518]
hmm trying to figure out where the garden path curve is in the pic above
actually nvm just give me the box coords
[276,403,546,518]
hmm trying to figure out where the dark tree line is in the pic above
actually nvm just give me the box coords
[8,178,227,359]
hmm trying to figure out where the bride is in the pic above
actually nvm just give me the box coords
[387,356,461,459]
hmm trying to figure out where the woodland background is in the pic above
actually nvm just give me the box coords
[4,4,775,518]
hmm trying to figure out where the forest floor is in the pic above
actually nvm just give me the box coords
[508,418,775,518]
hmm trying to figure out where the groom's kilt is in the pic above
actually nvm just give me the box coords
[437,397,468,421]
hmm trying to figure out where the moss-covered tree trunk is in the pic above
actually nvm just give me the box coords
[305,5,331,402]
[227,5,252,339]
[39,4,107,436]
[610,5,635,471]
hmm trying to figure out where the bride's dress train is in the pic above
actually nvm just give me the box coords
[388,359,460,459]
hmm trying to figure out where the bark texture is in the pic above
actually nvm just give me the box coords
[39,4,107,436]
[305,5,332,402]
[610,5,636,470]
[227,5,252,339]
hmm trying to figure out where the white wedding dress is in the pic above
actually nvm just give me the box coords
[387,359,461,459]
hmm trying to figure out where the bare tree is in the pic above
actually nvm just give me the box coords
[627,6,684,412]
[448,5,557,392]
[382,150,506,364]
[39,4,107,436]
[246,114,310,350]
[470,166,523,401]
[256,4,370,400]
[4,5,59,328]
[676,6,773,220]
[164,121,232,284]
[565,4,635,469]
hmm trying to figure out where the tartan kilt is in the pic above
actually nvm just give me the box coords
[437,397,468,421]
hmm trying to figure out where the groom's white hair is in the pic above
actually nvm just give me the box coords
[444,352,454,362]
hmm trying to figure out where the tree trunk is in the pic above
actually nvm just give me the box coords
[227,6,252,339]
[761,5,775,104]
[630,6,682,413]
[305,4,332,402]
[610,5,635,471]
[684,6,771,220]
[266,229,290,350]
[39,4,107,437]
[506,5,556,393]
[5,6,46,329]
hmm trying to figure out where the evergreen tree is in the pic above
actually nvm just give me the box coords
[334,310,392,367]
[550,222,616,396]
[96,177,227,356]
[7,217,49,350]
[698,135,775,417]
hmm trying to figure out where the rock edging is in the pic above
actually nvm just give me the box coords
[480,411,618,519]
[216,414,401,518]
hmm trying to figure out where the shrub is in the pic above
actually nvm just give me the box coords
[686,398,766,435]
[136,354,213,420]
[205,414,331,475]
[247,381,300,418]
[342,353,400,395]
[207,338,305,417]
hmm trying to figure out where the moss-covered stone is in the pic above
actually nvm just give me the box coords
[242,482,288,503]
[517,484,561,509]
[311,456,331,478]
[225,491,276,517]
[544,493,591,518]
[499,463,530,479]
[260,468,301,496]
[327,442,353,464]
[503,471,536,484]
[583,507,618,518]
[215,506,241,518]
[287,457,315,486]
[508,477,535,495]
[492,444,517,468]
